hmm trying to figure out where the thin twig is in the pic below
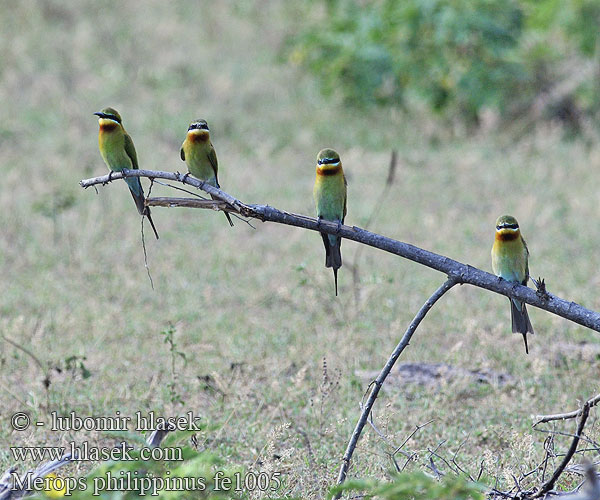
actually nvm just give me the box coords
[533,428,598,448]
[1,335,44,372]
[392,420,434,457]
[154,179,208,199]
[80,169,600,333]
[333,278,458,498]
[141,180,155,289]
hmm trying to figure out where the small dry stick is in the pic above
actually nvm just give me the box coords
[534,393,600,425]
[532,402,591,498]
[333,278,458,499]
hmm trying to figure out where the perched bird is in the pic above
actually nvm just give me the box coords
[491,215,534,353]
[94,107,159,239]
[180,119,233,227]
[313,148,347,296]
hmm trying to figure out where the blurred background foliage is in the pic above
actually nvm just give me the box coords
[285,0,600,129]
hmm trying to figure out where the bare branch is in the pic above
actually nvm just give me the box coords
[534,393,600,425]
[333,278,458,498]
[80,169,600,333]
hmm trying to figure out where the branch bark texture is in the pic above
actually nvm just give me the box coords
[80,169,600,333]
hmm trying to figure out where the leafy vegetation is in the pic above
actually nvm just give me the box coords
[286,0,600,126]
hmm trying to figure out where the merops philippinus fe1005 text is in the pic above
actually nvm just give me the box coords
[180,119,234,227]
[491,215,534,354]
[94,107,159,239]
[313,148,347,296]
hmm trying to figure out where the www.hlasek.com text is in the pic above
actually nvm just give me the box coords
[11,441,183,463]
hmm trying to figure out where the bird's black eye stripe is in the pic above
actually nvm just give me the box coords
[319,158,339,165]
[106,114,121,123]
[497,224,519,230]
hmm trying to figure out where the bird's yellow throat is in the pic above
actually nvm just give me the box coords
[187,129,210,143]
[316,164,342,176]
[495,228,520,242]
[98,118,119,132]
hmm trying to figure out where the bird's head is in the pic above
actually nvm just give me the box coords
[94,107,122,123]
[316,148,341,172]
[94,107,122,130]
[495,215,521,239]
[187,119,210,142]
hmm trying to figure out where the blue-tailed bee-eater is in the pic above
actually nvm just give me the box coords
[94,107,159,239]
[180,119,233,227]
[491,215,534,353]
[313,148,347,296]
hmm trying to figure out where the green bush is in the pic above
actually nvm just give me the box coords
[286,0,599,127]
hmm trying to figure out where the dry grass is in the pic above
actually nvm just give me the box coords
[1,1,600,498]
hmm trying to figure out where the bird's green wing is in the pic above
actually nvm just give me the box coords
[208,143,218,176]
[342,174,348,221]
[180,146,186,161]
[124,132,139,170]
[522,236,530,282]
[208,143,219,186]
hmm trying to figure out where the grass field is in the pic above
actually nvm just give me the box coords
[2,1,600,498]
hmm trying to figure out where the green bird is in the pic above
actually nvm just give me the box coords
[491,215,534,354]
[180,119,233,227]
[94,107,159,239]
[313,148,347,296]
